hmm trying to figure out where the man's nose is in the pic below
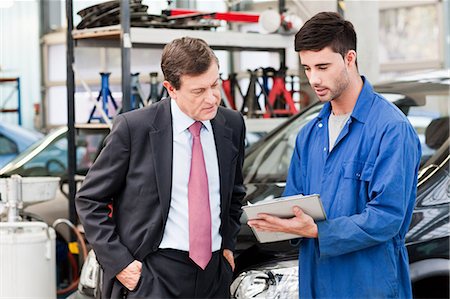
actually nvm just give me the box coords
[309,71,321,86]
[205,88,218,103]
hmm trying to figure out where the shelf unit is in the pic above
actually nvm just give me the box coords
[0,77,22,125]
[72,25,290,55]
[65,0,292,224]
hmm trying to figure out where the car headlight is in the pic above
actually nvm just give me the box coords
[230,260,298,299]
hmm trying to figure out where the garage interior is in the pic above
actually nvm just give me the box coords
[0,0,449,298]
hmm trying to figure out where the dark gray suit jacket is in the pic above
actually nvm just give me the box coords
[76,98,246,294]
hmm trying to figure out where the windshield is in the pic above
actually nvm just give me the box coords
[243,104,323,183]
[0,127,107,177]
[243,87,449,184]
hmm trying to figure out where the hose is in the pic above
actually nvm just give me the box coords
[52,218,88,295]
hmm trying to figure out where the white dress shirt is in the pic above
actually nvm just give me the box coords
[159,100,222,252]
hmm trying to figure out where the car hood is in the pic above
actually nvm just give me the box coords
[238,173,449,259]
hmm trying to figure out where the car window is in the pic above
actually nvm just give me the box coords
[243,104,323,183]
[408,93,449,165]
[76,131,106,173]
[0,135,18,155]
[1,128,107,177]
[5,133,68,176]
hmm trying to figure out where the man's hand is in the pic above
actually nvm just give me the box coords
[116,260,142,291]
[247,206,318,238]
[223,249,235,271]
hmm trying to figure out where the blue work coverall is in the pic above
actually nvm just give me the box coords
[284,77,421,298]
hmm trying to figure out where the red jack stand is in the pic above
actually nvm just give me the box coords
[264,68,298,118]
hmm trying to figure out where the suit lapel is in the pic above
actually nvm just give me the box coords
[149,103,236,224]
[211,110,235,209]
[148,99,173,224]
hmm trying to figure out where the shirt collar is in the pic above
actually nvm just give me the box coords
[317,76,374,124]
[349,76,375,124]
[170,99,212,134]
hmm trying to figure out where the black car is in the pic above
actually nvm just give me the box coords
[231,74,449,299]
[71,73,449,299]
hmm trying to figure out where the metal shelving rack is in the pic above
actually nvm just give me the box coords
[72,26,291,55]
[65,0,291,224]
[66,0,77,225]
[0,77,22,125]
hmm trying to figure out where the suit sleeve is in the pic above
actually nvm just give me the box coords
[76,115,135,279]
[224,114,246,251]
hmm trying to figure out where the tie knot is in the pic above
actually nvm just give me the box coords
[189,121,202,137]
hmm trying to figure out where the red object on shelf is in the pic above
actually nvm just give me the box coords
[264,76,298,118]
[221,78,236,110]
[167,9,260,23]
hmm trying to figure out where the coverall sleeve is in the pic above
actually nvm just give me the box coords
[317,122,421,257]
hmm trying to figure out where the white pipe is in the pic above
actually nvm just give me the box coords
[6,175,22,222]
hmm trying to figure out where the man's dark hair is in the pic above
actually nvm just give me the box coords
[295,12,357,58]
[161,37,219,90]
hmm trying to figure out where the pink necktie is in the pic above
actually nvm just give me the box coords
[188,121,212,269]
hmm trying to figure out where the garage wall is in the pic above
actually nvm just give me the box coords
[0,0,40,129]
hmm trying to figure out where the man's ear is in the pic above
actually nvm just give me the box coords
[345,50,357,68]
[163,81,177,99]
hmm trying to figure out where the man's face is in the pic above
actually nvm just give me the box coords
[300,46,350,103]
[165,62,221,121]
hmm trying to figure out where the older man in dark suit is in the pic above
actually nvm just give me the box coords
[76,37,246,298]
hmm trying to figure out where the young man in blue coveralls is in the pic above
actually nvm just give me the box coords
[248,12,421,298]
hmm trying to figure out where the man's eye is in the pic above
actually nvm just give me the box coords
[318,66,327,70]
